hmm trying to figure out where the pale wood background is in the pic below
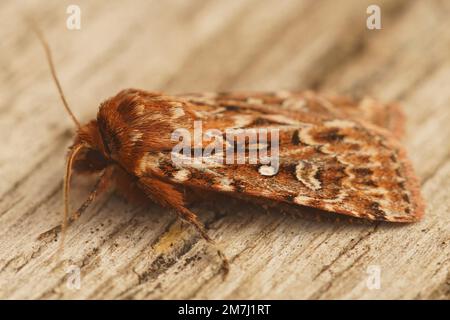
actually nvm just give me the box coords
[0,0,449,299]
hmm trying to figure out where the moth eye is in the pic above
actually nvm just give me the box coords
[86,149,108,170]
[73,149,107,172]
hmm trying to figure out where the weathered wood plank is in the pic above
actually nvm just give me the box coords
[0,0,448,299]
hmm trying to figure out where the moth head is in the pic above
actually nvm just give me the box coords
[72,120,110,174]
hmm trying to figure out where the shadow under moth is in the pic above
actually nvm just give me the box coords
[36,32,424,277]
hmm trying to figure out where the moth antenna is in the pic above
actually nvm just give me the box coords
[31,22,81,129]
[59,144,85,255]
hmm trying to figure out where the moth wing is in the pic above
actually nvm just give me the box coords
[178,91,405,139]
[143,117,423,222]
[139,94,424,222]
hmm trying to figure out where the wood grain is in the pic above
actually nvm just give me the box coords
[0,0,448,299]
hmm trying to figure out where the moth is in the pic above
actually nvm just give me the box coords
[36,31,424,276]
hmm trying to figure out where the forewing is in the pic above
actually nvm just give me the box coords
[178,91,405,139]
[138,93,423,222]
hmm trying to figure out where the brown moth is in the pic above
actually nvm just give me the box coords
[36,31,424,276]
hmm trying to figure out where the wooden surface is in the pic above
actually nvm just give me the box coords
[0,0,449,299]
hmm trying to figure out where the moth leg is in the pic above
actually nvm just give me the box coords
[72,166,113,221]
[138,177,229,277]
[38,167,112,241]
